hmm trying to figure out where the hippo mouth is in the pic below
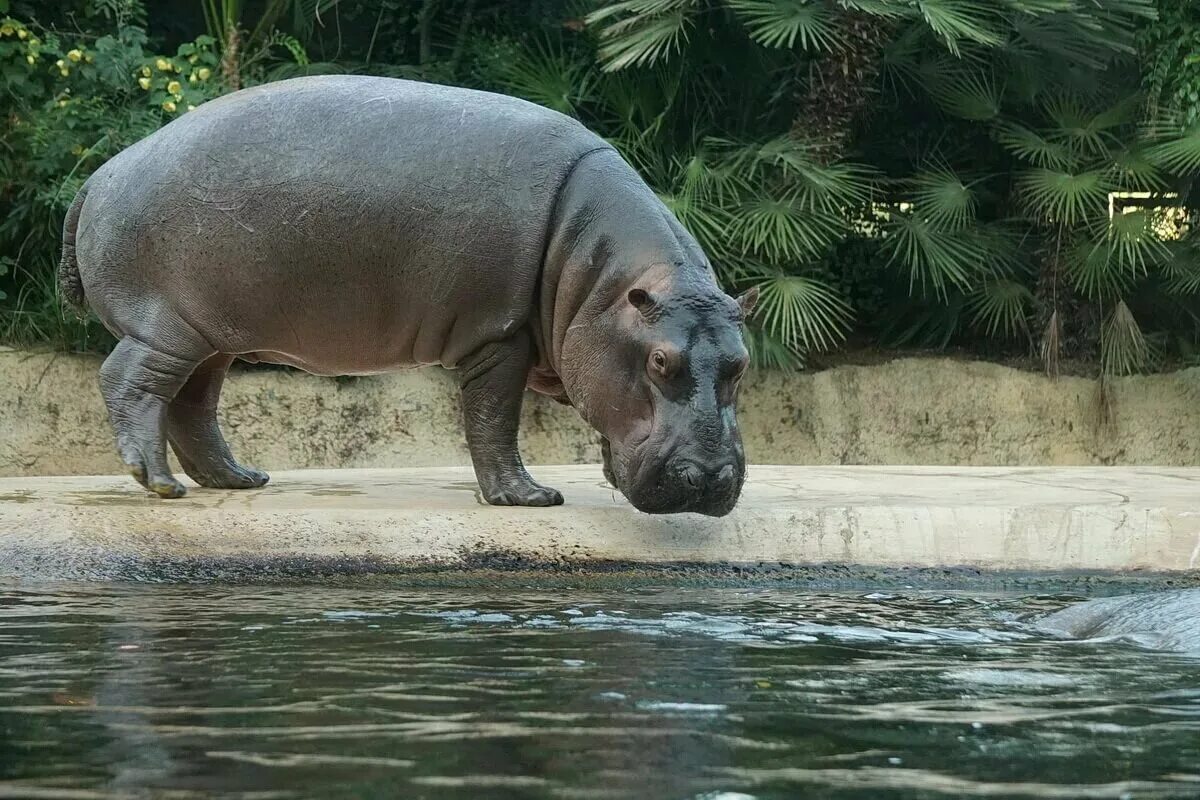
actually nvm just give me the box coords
[613,439,745,517]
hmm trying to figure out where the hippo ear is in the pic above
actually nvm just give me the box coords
[628,288,657,316]
[735,286,759,320]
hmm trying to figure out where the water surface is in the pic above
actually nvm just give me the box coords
[1,584,1197,799]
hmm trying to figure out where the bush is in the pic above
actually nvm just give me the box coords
[0,8,222,351]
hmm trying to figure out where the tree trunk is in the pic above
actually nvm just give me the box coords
[791,11,893,162]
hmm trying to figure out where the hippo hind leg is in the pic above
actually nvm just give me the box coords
[99,336,205,498]
[167,354,269,490]
[458,329,563,507]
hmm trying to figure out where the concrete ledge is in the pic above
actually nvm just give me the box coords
[2,466,1199,582]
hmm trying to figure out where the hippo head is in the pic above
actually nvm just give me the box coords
[561,266,758,517]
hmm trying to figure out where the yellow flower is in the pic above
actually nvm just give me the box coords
[186,104,196,112]
[188,54,198,64]
[71,144,85,156]
[60,68,69,77]
[0,24,13,37]
[55,59,65,68]
[162,100,176,112]
[84,53,94,63]
[141,66,152,77]
[25,54,35,65]
[29,37,39,46]
[167,80,181,94]
[155,57,171,71]
[197,67,211,81]
[67,49,82,62]
[172,92,182,102]
[188,72,198,83]
[138,77,151,90]
[17,28,27,39]
[57,99,69,108]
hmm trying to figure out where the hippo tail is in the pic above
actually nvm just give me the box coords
[58,185,89,318]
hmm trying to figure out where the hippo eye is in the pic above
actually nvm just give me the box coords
[649,349,677,379]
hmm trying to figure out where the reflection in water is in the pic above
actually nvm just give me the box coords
[0,585,1198,799]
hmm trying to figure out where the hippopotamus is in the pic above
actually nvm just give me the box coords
[58,76,757,515]
[1036,589,1200,655]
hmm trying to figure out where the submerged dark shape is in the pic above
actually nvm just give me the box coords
[1036,589,1200,655]
[60,76,756,515]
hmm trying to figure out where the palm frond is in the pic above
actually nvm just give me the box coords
[1041,93,1123,158]
[726,0,842,51]
[709,136,875,210]
[1144,122,1200,175]
[928,68,1001,121]
[745,268,853,353]
[733,197,847,262]
[743,325,805,370]
[994,121,1071,168]
[916,0,1005,56]
[1100,299,1149,376]
[909,166,978,229]
[1065,235,1136,299]
[883,214,996,296]
[658,187,736,262]
[587,0,698,71]
[967,278,1032,339]
[487,37,594,116]
[1016,166,1110,224]
[1105,209,1171,274]
[1159,244,1200,296]
[1108,144,1167,191]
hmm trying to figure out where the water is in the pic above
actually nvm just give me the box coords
[1,584,1198,799]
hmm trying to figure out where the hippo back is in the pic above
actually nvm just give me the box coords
[75,76,614,372]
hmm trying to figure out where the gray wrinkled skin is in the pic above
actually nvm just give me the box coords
[60,76,755,514]
[1036,589,1200,655]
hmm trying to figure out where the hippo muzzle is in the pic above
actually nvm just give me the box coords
[604,406,749,517]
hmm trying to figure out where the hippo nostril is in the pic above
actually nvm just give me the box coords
[713,464,735,492]
[682,464,703,489]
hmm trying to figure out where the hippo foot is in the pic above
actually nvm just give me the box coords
[127,462,187,499]
[179,456,270,490]
[192,467,270,490]
[481,478,564,507]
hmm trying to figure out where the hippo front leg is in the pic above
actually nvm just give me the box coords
[458,329,564,507]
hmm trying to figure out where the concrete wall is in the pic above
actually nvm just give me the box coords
[2,346,1199,477]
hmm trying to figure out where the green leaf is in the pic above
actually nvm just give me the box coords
[917,0,1005,56]
[1144,122,1200,175]
[726,0,842,51]
[487,37,593,116]
[883,214,994,296]
[743,326,806,370]
[1105,209,1171,274]
[909,166,978,229]
[1160,238,1200,295]
[1041,94,1125,158]
[1108,145,1166,191]
[1016,167,1110,224]
[744,268,853,353]
[733,197,847,262]
[928,68,1001,121]
[967,279,1032,339]
[995,121,1072,168]
[587,0,698,71]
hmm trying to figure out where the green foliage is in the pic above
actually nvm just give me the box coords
[586,0,1200,375]
[2,0,1198,382]
[0,7,223,350]
[1141,0,1200,127]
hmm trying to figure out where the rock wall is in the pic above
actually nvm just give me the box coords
[2,347,1198,477]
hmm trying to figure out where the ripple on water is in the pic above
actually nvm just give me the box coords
[0,586,1197,800]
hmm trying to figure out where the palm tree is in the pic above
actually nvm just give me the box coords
[576,0,1200,375]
